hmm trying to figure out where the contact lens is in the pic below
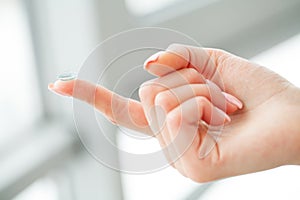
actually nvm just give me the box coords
[57,71,77,81]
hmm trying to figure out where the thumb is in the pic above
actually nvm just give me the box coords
[144,44,217,79]
[143,44,246,107]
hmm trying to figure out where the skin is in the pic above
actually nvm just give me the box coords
[49,44,300,183]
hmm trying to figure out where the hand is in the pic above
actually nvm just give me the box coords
[140,44,300,182]
[137,66,242,176]
[48,44,300,182]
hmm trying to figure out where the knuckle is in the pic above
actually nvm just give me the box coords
[196,96,209,106]
[209,48,231,67]
[209,48,227,58]
[183,68,203,83]
[186,67,198,77]
[139,78,168,104]
[167,43,184,49]
[214,48,227,55]
[190,96,210,116]
[166,111,182,130]
[154,92,173,111]
[154,92,166,105]
[138,81,157,101]
[138,84,148,100]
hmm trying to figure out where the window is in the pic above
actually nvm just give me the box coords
[13,177,59,200]
[0,0,41,150]
[0,0,122,199]
[252,33,300,87]
[125,0,184,16]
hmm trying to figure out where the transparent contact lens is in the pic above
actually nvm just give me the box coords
[57,71,77,81]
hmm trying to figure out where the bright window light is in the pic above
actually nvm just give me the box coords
[13,177,59,200]
[0,0,41,148]
[125,0,183,16]
[251,33,300,87]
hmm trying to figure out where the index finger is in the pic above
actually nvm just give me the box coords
[48,79,152,135]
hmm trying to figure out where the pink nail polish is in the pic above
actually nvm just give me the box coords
[219,109,231,123]
[143,51,164,68]
[222,92,243,109]
[214,107,231,125]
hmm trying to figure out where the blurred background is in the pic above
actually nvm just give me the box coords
[1,0,300,199]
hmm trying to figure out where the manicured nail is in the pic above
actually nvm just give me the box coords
[198,132,217,159]
[223,111,231,123]
[222,92,243,109]
[216,107,231,123]
[143,51,164,68]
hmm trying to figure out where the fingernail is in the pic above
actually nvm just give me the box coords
[198,133,217,159]
[143,51,164,69]
[222,92,243,109]
[216,107,231,123]
[223,112,231,123]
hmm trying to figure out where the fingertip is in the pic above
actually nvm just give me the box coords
[143,51,164,69]
[48,80,74,96]
[225,101,239,114]
[222,92,243,109]
[48,83,54,90]
[143,46,190,77]
[144,51,174,77]
[215,107,231,124]
[145,63,176,77]
[48,83,64,96]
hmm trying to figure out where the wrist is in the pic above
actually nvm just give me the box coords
[286,86,300,165]
[294,87,300,164]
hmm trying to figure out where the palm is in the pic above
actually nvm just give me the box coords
[189,50,294,181]
[211,50,289,110]
[140,45,296,182]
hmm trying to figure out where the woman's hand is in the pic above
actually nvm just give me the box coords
[140,44,300,182]
[48,44,300,182]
